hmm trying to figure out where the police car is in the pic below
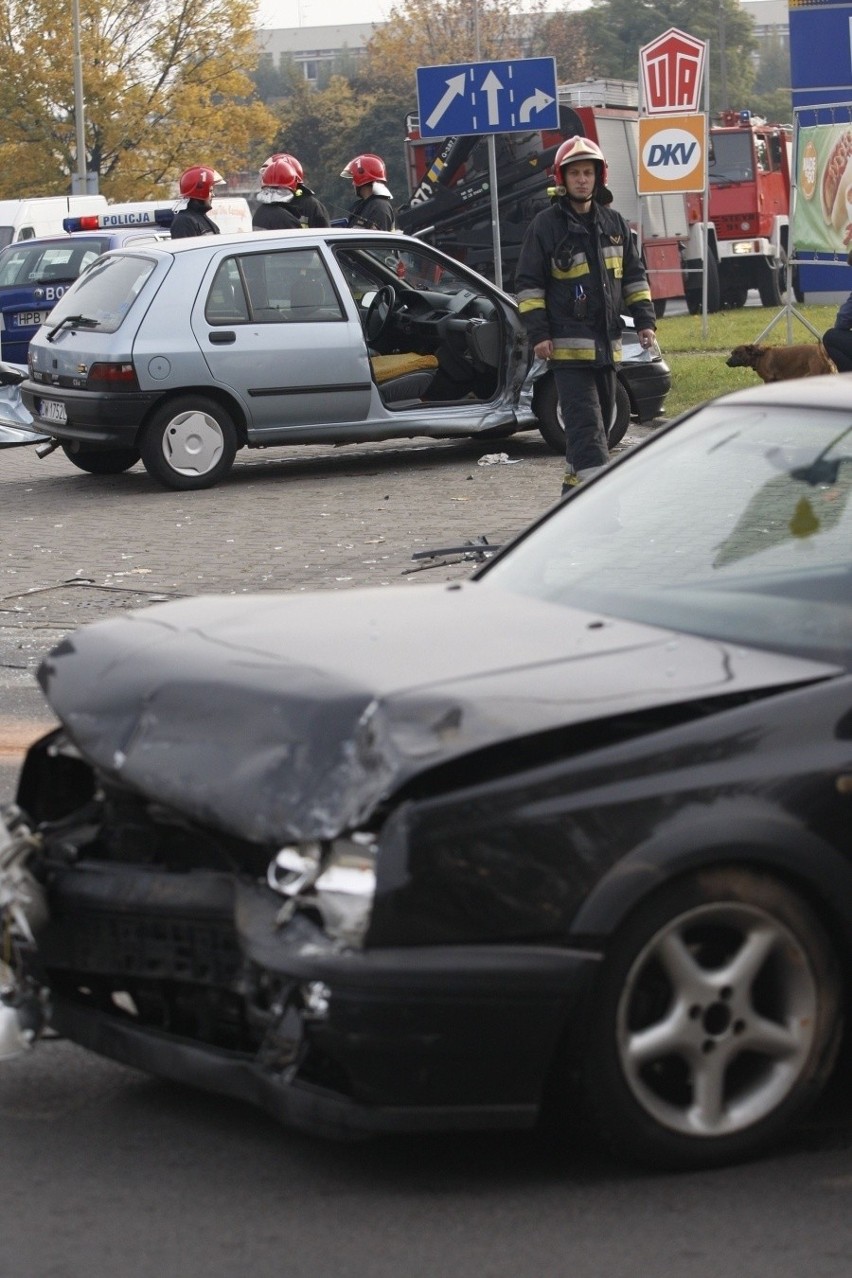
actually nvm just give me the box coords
[0,205,174,365]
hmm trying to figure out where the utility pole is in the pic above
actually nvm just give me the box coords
[72,0,90,192]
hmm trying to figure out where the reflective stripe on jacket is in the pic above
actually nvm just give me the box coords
[515,198,655,365]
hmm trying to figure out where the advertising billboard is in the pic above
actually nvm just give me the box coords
[789,0,852,293]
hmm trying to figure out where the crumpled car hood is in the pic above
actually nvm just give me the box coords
[37,582,836,843]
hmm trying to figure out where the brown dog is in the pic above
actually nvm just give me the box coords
[726,342,838,382]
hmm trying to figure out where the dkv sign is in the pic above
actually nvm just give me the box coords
[638,114,705,194]
[637,28,707,195]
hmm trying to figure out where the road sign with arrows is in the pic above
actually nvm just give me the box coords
[416,58,558,139]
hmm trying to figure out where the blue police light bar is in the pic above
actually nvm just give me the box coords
[62,207,176,232]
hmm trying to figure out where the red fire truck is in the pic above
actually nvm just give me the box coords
[683,109,795,313]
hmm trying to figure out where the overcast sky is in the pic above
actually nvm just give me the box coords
[256,0,393,27]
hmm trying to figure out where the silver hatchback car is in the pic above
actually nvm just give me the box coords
[21,228,670,490]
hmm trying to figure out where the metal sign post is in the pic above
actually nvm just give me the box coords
[638,28,708,331]
[416,58,558,290]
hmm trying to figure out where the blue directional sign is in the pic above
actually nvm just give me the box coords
[416,58,558,138]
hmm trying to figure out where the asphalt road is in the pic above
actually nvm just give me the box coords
[2,430,852,1278]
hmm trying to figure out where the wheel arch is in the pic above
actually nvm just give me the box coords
[570,804,852,968]
[136,385,250,449]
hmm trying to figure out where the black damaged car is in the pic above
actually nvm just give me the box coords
[1,376,851,1170]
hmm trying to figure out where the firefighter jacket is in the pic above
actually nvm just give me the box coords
[170,200,220,239]
[347,193,395,232]
[515,198,655,365]
[253,187,331,231]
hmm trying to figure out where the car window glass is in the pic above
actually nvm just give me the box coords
[755,137,769,173]
[205,247,344,325]
[483,407,852,664]
[334,242,470,301]
[708,132,754,183]
[41,253,158,332]
[0,239,111,287]
[206,256,250,323]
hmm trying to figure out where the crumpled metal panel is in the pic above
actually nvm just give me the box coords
[37,582,836,845]
[0,382,49,446]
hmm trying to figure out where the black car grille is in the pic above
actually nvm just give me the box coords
[48,907,241,986]
[39,872,258,1051]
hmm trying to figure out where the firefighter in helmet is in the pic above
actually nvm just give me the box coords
[515,136,657,495]
[253,154,330,230]
[340,154,395,231]
[171,166,225,238]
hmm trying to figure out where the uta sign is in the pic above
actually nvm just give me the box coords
[639,28,706,115]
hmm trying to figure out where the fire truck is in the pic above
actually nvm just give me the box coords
[683,109,795,313]
[398,84,795,314]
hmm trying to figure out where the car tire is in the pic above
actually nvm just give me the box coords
[60,444,140,475]
[533,373,563,453]
[533,372,630,454]
[140,397,238,491]
[580,867,842,1170]
[722,286,748,309]
[757,257,786,308]
[607,380,632,449]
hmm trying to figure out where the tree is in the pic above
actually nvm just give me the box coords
[526,10,596,83]
[582,0,756,115]
[363,0,546,99]
[0,0,278,199]
[751,34,792,125]
[270,75,369,218]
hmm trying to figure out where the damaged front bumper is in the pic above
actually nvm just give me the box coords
[0,805,49,1057]
[1,801,598,1136]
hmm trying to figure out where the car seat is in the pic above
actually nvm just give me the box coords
[371,352,438,402]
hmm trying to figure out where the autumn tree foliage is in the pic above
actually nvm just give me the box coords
[363,0,546,99]
[0,0,278,199]
[525,10,596,84]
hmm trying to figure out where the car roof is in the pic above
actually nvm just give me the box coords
[703,371,852,413]
[161,227,423,255]
[0,229,167,254]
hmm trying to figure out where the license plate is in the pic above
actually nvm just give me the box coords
[13,310,49,328]
[38,399,67,424]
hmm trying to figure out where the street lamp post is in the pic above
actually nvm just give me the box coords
[71,0,88,192]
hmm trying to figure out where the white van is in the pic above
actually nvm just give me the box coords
[64,197,253,236]
[0,196,109,248]
[207,197,253,234]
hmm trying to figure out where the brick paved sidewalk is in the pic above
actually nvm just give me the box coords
[0,421,660,679]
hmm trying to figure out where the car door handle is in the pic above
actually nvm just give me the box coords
[209,331,236,344]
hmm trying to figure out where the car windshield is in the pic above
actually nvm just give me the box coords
[40,252,158,333]
[482,405,852,665]
[334,241,485,301]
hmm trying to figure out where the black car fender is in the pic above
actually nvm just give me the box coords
[568,794,852,954]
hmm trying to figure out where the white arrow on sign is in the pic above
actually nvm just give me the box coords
[425,72,467,130]
[480,69,504,126]
[519,87,555,124]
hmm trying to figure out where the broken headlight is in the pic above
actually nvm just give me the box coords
[267,833,377,948]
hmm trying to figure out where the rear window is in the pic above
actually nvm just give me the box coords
[0,239,111,288]
[41,253,158,334]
